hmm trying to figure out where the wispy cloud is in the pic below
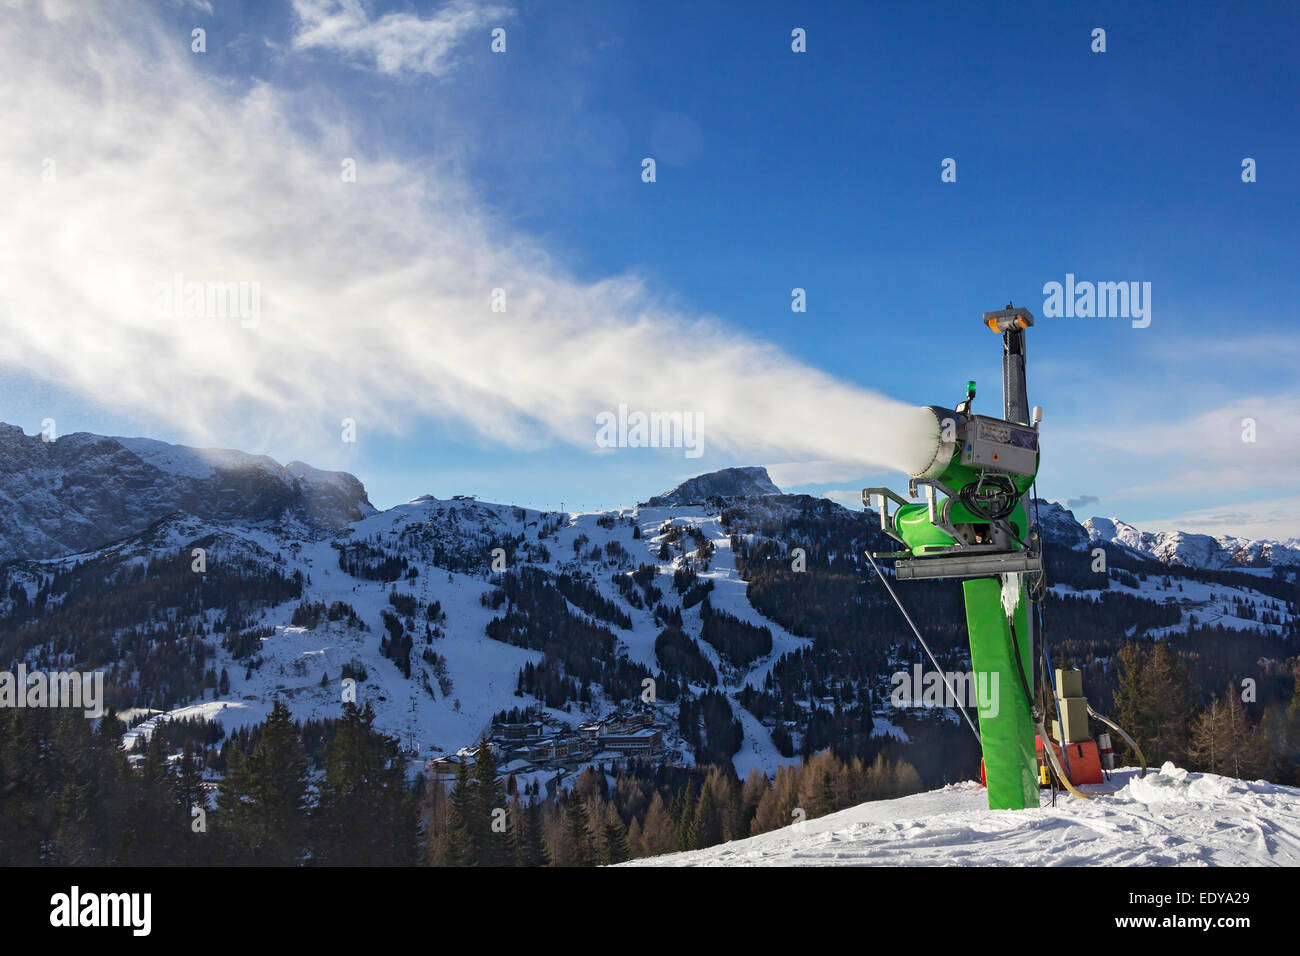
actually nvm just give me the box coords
[1051,394,1300,500]
[0,3,932,477]
[170,0,213,16]
[1134,496,1300,543]
[290,0,511,77]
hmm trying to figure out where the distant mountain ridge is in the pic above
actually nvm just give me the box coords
[1031,499,1300,569]
[1,420,1295,572]
[0,422,375,563]
[1082,515,1300,570]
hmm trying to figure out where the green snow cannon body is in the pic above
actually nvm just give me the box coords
[864,305,1045,811]
[892,404,1038,557]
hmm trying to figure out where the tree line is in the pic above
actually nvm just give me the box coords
[424,739,925,866]
[1110,640,1300,784]
[0,700,416,865]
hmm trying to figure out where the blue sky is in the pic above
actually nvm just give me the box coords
[3,0,1298,537]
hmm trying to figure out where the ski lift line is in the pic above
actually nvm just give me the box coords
[863,549,983,745]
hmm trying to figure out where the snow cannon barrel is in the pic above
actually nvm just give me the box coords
[890,404,1041,554]
[906,406,964,481]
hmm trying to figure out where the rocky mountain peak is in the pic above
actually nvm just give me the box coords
[0,424,375,562]
[643,466,782,507]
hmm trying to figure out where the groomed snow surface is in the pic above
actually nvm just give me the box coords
[624,764,1300,867]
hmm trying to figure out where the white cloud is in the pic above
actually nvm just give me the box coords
[0,4,933,478]
[171,0,213,15]
[290,0,510,77]
[1134,496,1300,543]
[1050,394,1300,499]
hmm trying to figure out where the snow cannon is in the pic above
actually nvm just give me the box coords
[880,401,1041,578]
[867,305,1042,582]
[863,304,1044,811]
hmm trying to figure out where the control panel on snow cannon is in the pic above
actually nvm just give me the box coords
[961,415,1038,477]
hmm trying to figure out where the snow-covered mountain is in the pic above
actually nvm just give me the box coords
[624,764,1300,866]
[0,443,825,777]
[1031,500,1091,551]
[643,466,781,507]
[0,422,375,562]
[1082,516,1300,570]
[1032,499,1300,570]
[0,426,1294,784]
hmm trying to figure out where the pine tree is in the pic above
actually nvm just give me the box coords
[563,797,595,866]
[314,702,417,865]
[1114,642,1196,765]
[687,783,721,849]
[176,743,205,819]
[1264,671,1300,785]
[514,799,551,867]
[447,759,479,865]
[601,817,631,865]
[472,738,513,865]
[174,742,208,862]
[214,699,309,865]
[722,788,745,842]
[675,780,697,851]
[134,730,184,864]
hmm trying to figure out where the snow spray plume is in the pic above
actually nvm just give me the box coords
[0,4,934,476]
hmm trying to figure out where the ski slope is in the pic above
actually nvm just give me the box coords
[624,764,1300,866]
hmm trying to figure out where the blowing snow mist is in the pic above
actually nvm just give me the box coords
[0,5,935,479]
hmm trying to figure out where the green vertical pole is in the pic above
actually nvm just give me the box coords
[963,577,1039,810]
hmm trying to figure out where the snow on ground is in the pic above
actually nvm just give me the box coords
[624,764,1300,867]
[122,699,262,749]
[730,696,802,779]
[636,507,812,776]
[1050,573,1289,640]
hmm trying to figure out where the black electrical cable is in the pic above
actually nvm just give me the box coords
[958,474,1021,522]
[1007,620,1040,722]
